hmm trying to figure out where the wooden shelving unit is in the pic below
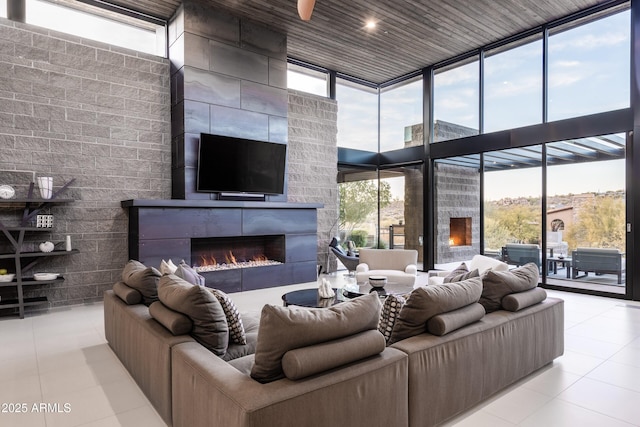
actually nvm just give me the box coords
[0,179,78,318]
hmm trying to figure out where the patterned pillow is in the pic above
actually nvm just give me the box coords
[443,262,479,283]
[210,289,246,345]
[378,293,409,343]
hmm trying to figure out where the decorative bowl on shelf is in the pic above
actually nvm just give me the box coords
[0,273,15,282]
[33,273,59,281]
[368,275,388,288]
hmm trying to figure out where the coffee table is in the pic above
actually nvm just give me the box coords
[282,281,414,308]
[342,282,413,299]
[281,288,346,308]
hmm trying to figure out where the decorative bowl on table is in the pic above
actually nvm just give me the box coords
[0,273,15,282]
[33,273,59,281]
[368,275,388,288]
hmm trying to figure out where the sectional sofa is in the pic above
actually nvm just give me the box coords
[104,261,564,427]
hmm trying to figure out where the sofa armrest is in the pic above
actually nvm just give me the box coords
[405,264,417,275]
[172,341,408,427]
[356,263,369,273]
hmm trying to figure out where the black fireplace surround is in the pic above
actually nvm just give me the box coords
[122,200,321,292]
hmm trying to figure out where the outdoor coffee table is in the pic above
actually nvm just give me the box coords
[547,256,572,278]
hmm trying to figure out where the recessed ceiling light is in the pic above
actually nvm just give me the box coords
[365,20,377,30]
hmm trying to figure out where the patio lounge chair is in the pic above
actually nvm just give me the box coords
[329,237,359,274]
[572,247,625,284]
[502,243,541,268]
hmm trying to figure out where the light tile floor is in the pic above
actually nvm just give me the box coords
[0,273,639,427]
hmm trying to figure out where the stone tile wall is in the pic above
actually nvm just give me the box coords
[434,163,481,263]
[0,18,171,309]
[287,90,338,273]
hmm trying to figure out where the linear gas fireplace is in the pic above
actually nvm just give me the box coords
[192,236,285,272]
[122,199,321,293]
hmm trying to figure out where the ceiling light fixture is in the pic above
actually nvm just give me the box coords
[298,0,316,21]
[365,20,377,29]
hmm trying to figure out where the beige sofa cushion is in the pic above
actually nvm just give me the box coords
[157,275,229,356]
[480,262,539,313]
[282,329,386,380]
[502,287,547,312]
[122,260,162,305]
[112,281,142,305]
[389,277,482,344]
[251,292,381,383]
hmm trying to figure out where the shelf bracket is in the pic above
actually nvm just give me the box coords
[21,178,76,226]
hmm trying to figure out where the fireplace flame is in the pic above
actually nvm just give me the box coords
[253,254,268,262]
[225,251,237,264]
[201,255,217,266]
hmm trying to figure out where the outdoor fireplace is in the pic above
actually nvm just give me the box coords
[192,235,285,272]
[450,217,472,246]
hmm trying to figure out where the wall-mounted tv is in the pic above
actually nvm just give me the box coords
[197,133,286,195]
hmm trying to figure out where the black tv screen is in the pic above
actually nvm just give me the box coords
[197,133,286,195]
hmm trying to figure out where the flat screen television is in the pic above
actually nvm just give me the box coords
[196,133,286,195]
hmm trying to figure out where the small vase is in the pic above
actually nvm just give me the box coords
[37,176,53,199]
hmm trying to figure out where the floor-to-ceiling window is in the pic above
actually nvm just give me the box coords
[548,10,630,121]
[379,165,425,264]
[484,36,543,132]
[484,147,543,270]
[336,78,378,151]
[433,58,479,142]
[380,78,423,151]
[545,135,626,292]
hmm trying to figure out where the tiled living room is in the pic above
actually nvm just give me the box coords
[2,0,640,426]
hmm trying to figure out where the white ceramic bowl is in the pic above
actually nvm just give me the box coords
[368,275,388,288]
[0,273,15,282]
[33,273,59,281]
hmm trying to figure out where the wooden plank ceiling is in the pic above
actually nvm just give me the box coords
[103,0,609,84]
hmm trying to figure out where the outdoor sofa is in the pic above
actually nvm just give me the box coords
[104,260,564,427]
[572,247,625,284]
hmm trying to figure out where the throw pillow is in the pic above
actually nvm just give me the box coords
[443,262,480,283]
[121,260,162,305]
[501,287,547,312]
[426,303,485,336]
[388,277,483,345]
[149,301,193,335]
[159,259,178,275]
[251,292,381,383]
[210,289,246,345]
[479,262,539,313]
[175,262,205,286]
[112,281,142,305]
[378,293,409,343]
[157,274,229,356]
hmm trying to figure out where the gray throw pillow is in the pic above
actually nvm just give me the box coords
[251,292,381,383]
[157,274,229,356]
[112,281,142,305]
[479,262,539,313]
[175,262,206,286]
[443,262,480,283]
[389,277,482,345]
[121,260,161,305]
